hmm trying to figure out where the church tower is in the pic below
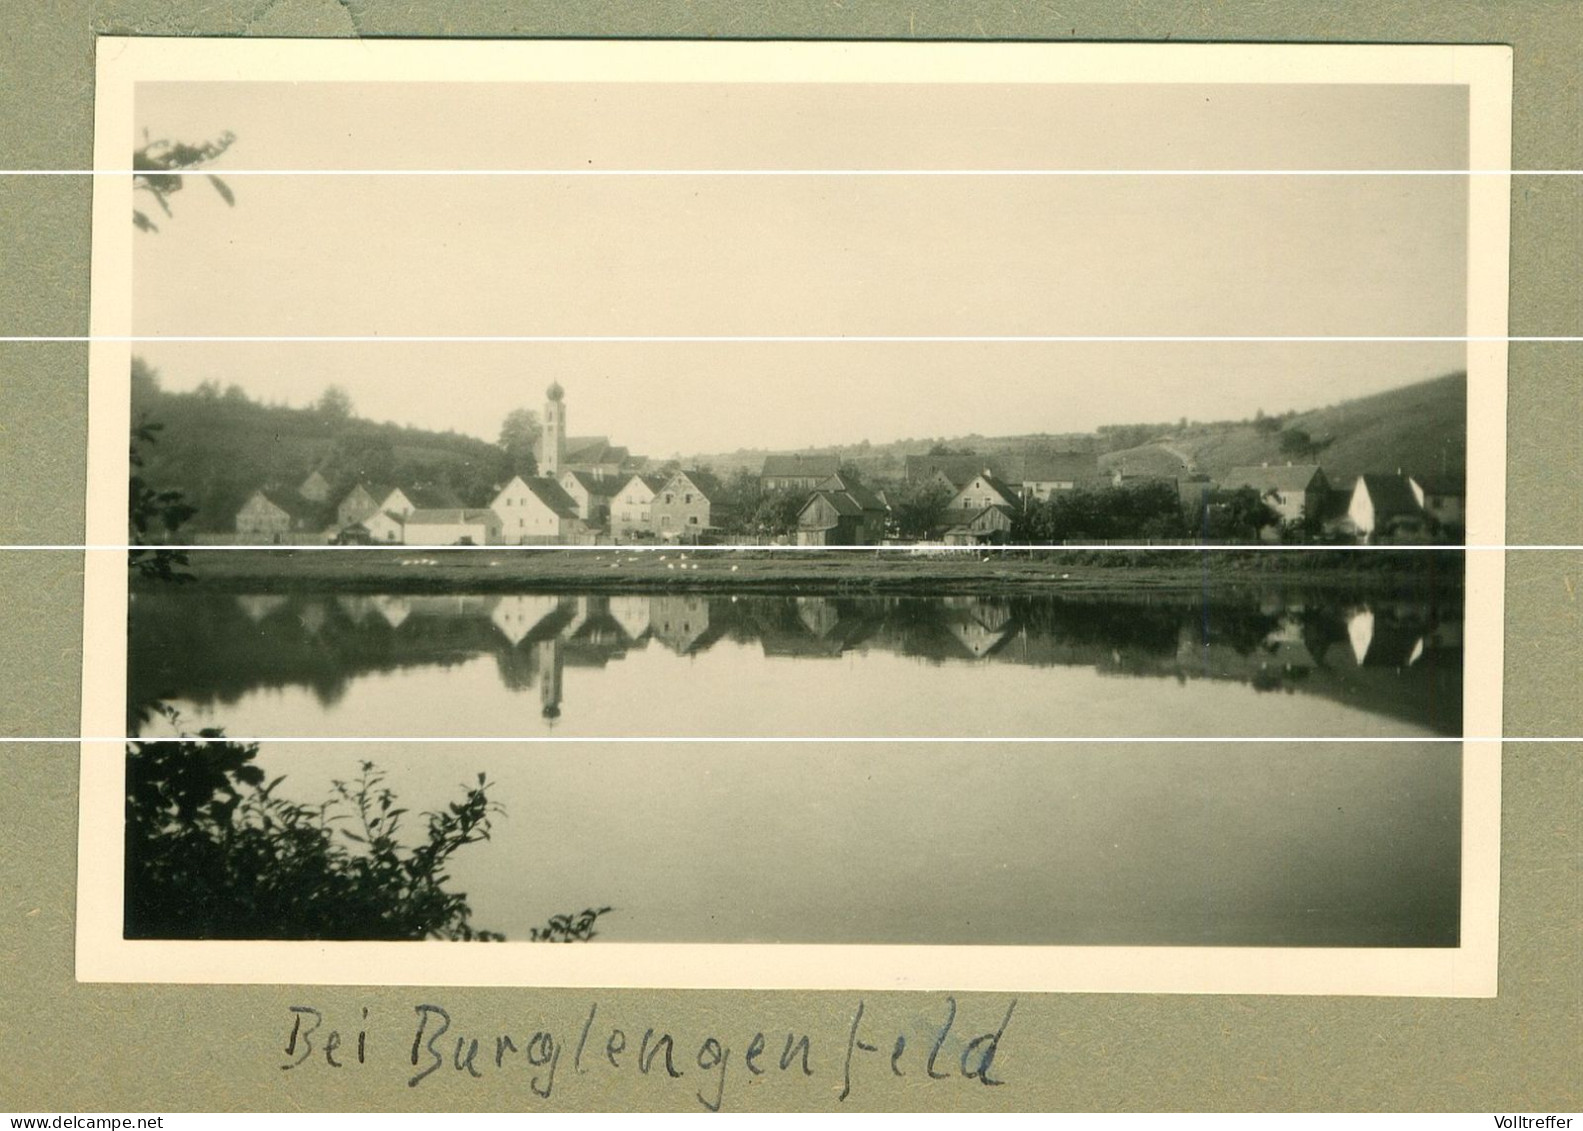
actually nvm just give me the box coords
[542,380,567,476]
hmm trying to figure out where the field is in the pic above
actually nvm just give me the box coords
[157,546,1465,596]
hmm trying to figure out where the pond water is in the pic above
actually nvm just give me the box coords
[129,587,1463,739]
[127,586,1465,945]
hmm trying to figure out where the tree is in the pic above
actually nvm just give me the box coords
[750,488,806,537]
[133,130,237,233]
[316,385,355,421]
[1202,486,1281,541]
[892,480,954,539]
[125,730,507,941]
[497,408,542,477]
[1278,427,1333,461]
[129,412,197,582]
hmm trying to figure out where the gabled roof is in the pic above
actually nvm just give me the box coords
[663,468,726,501]
[1355,474,1423,519]
[519,477,581,519]
[562,469,618,497]
[347,481,399,504]
[800,490,865,521]
[815,474,887,511]
[1223,464,1326,493]
[953,470,1021,507]
[905,454,1002,487]
[618,472,670,496]
[969,503,1019,527]
[565,436,630,466]
[1016,451,1100,482]
[252,488,330,526]
[762,453,841,478]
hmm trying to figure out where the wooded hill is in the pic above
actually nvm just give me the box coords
[131,365,508,531]
[688,371,1467,489]
[1098,371,1467,486]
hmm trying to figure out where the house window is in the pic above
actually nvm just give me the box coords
[685,493,692,504]
[689,515,699,525]
[665,494,673,504]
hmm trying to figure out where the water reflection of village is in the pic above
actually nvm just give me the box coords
[132,588,1464,734]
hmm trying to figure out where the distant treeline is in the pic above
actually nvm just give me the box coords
[131,360,509,530]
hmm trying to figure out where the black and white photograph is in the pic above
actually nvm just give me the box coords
[77,40,1508,991]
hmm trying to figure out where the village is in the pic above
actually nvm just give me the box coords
[231,380,1466,549]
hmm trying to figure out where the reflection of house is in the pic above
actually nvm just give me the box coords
[1221,464,1330,525]
[490,594,564,646]
[761,454,841,492]
[941,597,1015,657]
[402,508,501,546]
[1346,607,1427,668]
[650,470,725,541]
[608,595,652,642]
[650,595,711,653]
[235,489,327,543]
[1348,474,1429,543]
[490,475,583,545]
[796,477,888,545]
[610,473,668,541]
[236,594,289,623]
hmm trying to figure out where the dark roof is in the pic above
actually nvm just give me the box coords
[565,437,631,467]
[1016,451,1100,482]
[623,473,669,494]
[762,454,841,478]
[816,475,887,511]
[254,489,331,526]
[800,490,864,520]
[955,471,1021,506]
[563,469,618,496]
[1411,474,1464,498]
[905,454,1001,487]
[519,477,581,519]
[1356,474,1423,519]
[348,481,399,504]
[666,468,726,501]
[969,503,1019,528]
[1223,464,1326,493]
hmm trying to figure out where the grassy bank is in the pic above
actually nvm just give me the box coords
[153,547,1466,596]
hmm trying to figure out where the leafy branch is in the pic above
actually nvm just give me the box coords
[132,130,237,233]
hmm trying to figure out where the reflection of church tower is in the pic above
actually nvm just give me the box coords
[537,637,564,722]
[542,381,567,476]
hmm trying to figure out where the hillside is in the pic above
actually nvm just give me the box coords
[132,373,508,530]
[688,372,1466,491]
[1099,371,1466,487]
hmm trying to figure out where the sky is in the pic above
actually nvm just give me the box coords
[130,79,1471,453]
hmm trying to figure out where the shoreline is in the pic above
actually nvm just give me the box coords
[142,547,1467,597]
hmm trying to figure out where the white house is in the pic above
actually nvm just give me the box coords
[610,473,668,541]
[490,475,582,545]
